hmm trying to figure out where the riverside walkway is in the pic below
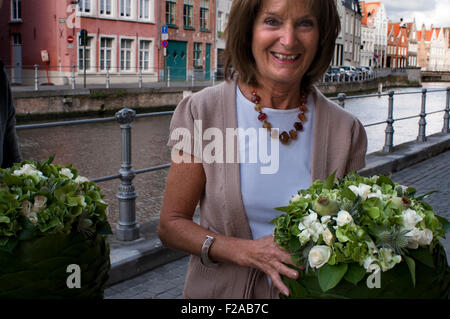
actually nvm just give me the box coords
[104,134,450,299]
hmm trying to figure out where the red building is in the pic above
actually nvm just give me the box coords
[0,0,160,85]
[386,20,409,68]
[160,0,215,81]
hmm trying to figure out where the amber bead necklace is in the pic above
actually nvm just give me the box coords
[252,88,309,145]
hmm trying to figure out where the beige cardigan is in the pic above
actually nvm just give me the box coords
[167,78,367,299]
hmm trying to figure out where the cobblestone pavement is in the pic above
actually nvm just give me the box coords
[104,150,450,299]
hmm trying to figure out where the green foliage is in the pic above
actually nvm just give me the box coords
[0,156,112,253]
[273,171,450,298]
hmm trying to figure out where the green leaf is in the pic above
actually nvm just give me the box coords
[18,218,35,241]
[341,187,357,202]
[274,206,292,213]
[377,175,395,187]
[408,248,434,269]
[318,263,348,292]
[97,222,113,235]
[324,171,337,190]
[344,263,366,285]
[404,255,416,287]
[415,190,439,201]
[0,216,10,224]
[368,207,380,219]
[435,215,450,233]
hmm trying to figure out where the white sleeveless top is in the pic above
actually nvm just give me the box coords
[236,85,316,239]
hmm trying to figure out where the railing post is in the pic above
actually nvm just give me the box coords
[443,87,450,133]
[167,67,171,87]
[417,88,427,142]
[71,65,76,90]
[383,90,395,153]
[115,108,139,241]
[34,64,39,91]
[138,66,143,89]
[337,93,346,108]
[191,71,194,87]
[212,68,215,86]
[106,68,110,89]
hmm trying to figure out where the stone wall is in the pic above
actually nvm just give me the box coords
[13,74,419,119]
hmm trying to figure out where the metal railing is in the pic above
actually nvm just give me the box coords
[8,64,409,91]
[15,86,450,242]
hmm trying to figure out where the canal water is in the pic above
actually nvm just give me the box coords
[16,82,450,232]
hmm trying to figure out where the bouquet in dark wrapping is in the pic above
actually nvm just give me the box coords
[271,172,450,299]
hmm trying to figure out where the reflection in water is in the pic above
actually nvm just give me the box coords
[17,83,450,232]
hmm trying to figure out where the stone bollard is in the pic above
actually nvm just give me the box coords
[115,108,139,241]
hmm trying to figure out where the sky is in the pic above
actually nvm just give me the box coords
[383,0,450,28]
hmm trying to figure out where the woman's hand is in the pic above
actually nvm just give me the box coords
[238,235,304,297]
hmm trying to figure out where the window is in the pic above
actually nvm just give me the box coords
[78,35,92,71]
[100,0,112,15]
[193,42,202,67]
[183,0,193,28]
[139,0,151,20]
[11,0,21,20]
[120,0,131,17]
[217,11,223,33]
[120,39,133,71]
[200,0,209,30]
[78,0,91,13]
[166,0,176,26]
[139,40,152,71]
[100,38,113,71]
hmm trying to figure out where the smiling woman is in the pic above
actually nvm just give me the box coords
[158,0,367,299]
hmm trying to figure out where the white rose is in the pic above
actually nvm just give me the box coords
[74,175,89,183]
[405,227,422,249]
[368,189,383,200]
[298,212,318,231]
[298,230,311,245]
[32,195,47,213]
[321,216,331,225]
[60,168,74,179]
[402,209,422,230]
[323,228,334,246]
[348,183,372,200]
[418,229,433,246]
[334,210,353,227]
[310,222,326,242]
[308,245,331,269]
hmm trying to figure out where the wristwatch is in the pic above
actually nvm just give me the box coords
[200,235,217,266]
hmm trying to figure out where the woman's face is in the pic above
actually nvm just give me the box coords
[252,0,319,88]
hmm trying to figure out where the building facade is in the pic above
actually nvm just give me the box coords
[417,26,432,71]
[342,0,362,67]
[331,0,345,67]
[360,1,376,67]
[405,19,418,68]
[215,0,231,79]
[161,0,216,81]
[386,21,408,68]
[361,1,387,68]
[0,0,161,85]
[429,27,447,71]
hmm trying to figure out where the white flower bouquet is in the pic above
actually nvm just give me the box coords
[0,156,111,299]
[271,172,450,299]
